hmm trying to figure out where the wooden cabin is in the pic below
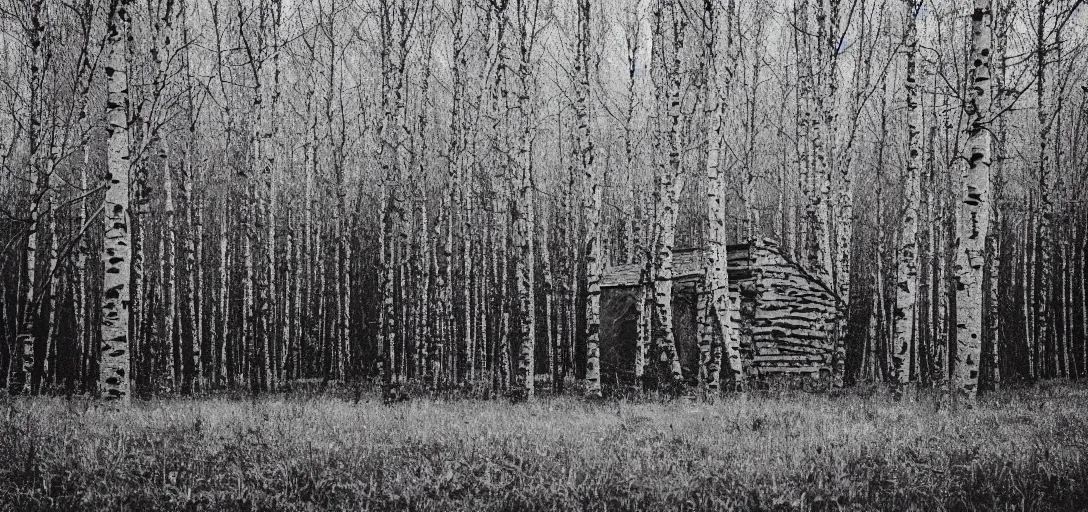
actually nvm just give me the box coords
[599,238,842,387]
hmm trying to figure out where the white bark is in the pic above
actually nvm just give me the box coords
[702,0,743,392]
[893,0,922,398]
[164,152,178,389]
[650,0,685,387]
[954,0,993,401]
[508,0,537,398]
[576,0,602,398]
[182,152,200,393]
[1034,0,1053,379]
[100,0,133,402]
[217,200,228,385]
[75,151,89,388]
[14,0,46,396]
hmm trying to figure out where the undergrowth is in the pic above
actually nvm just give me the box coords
[1,383,1087,511]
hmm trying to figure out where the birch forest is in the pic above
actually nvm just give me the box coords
[0,0,1087,405]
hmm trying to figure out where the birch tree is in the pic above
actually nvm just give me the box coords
[954,0,993,401]
[702,0,743,393]
[577,0,603,399]
[10,0,46,396]
[100,0,133,402]
[512,0,539,399]
[986,0,1013,391]
[650,0,684,388]
[1034,0,1053,381]
[893,0,923,399]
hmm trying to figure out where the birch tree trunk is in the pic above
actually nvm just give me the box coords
[164,153,178,390]
[379,184,393,393]
[43,163,60,389]
[954,0,993,402]
[987,0,1011,390]
[1024,206,1036,378]
[181,153,199,393]
[242,199,254,387]
[510,0,537,399]
[540,218,557,391]
[13,0,46,396]
[100,0,133,402]
[575,0,602,399]
[1060,228,1071,378]
[1034,0,1054,380]
[808,0,833,286]
[288,213,301,381]
[647,0,685,389]
[823,0,848,389]
[1080,211,1086,377]
[702,0,743,393]
[218,200,229,386]
[156,217,167,383]
[377,0,409,398]
[893,0,922,400]
[193,190,205,390]
[437,0,468,388]
[301,90,316,383]
[75,152,89,391]
[1,281,8,391]
[495,191,510,391]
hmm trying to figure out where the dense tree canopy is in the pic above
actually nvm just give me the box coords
[0,0,1086,400]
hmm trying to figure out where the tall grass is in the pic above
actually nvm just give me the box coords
[2,383,1087,511]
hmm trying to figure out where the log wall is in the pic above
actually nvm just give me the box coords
[600,239,841,381]
[748,239,840,375]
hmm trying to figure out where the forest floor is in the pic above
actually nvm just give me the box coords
[2,382,1088,511]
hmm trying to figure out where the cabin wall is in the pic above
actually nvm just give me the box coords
[599,281,751,386]
[748,243,839,374]
[599,288,639,386]
[598,240,842,385]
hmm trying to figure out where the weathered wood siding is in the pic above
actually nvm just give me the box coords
[749,239,840,375]
[598,284,749,386]
[600,239,840,381]
[600,245,754,288]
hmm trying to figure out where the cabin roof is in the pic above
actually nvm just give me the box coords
[601,243,752,289]
[602,238,843,307]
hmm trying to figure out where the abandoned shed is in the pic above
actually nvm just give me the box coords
[599,238,843,387]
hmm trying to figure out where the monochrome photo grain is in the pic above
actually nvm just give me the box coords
[1,0,1088,510]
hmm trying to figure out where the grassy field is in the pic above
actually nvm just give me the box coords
[2,383,1088,511]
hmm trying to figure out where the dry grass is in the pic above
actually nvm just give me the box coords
[2,383,1087,511]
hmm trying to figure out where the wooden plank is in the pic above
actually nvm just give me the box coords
[758,292,837,307]
[752,314,824,327]
[775,344,828,355]
[754,308,833,323]
[602,245,756,288]
[753,354,825,362]
[751,326,829,340]
[772,344,831,356]
[755,366,823,374]
[602,239,843,378]
[753,343,781,355]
